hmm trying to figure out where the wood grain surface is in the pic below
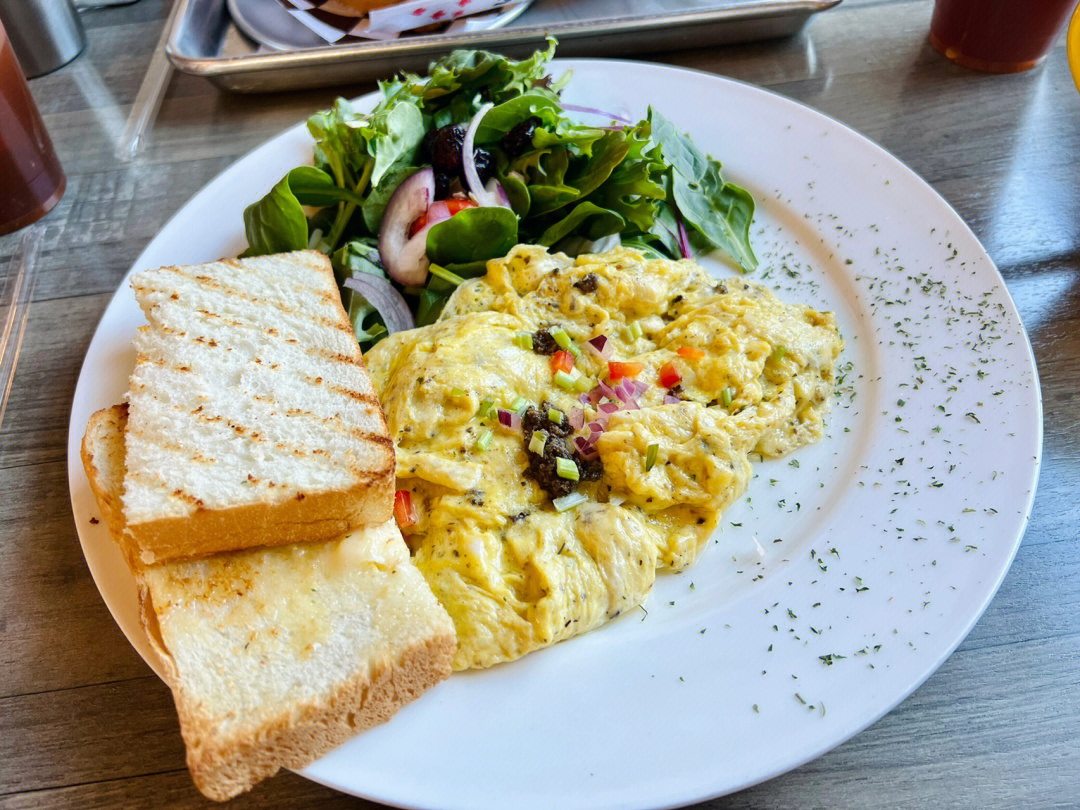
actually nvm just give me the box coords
[2,0,1077,807]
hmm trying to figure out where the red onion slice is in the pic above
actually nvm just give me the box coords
[561,102,634,125]
[613,382,632,403]
[663,394,681,405]
[631,380,650,398]
[462,102,498,207]
[576,442,599,461]
[379,168,435,285]
[676,214,692,260]
[497,408,522,430]
[588,421,606,435]
[598,402,619,415]
[484,178,512,209]
[598,380,617,400]
[568,407,585,430]
[343,274,415,335]
[586,334,612,360]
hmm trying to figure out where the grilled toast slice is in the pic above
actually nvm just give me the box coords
[81,405,456,802]
[123,251,393,563]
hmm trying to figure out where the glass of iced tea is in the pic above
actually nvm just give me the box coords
[930,0,1077,73]
[0,18,66,236]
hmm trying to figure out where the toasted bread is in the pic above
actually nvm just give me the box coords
[122,251,394,563]
[81,405,456,801]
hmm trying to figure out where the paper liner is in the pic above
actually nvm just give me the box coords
[273,0,520,43]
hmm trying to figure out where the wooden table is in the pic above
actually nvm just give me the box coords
[2,0,1077,806]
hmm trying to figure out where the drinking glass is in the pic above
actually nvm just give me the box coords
[0,18,66,236]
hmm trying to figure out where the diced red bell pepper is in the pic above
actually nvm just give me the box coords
[608,360,644,381]
[393,489,417,529]
[677,346,706,360]
[658,361,682,388]
[550,350,575,374]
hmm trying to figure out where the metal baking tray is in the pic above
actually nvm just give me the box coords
[166,0,841,93]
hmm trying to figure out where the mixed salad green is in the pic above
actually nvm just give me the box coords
[242,39,758,350]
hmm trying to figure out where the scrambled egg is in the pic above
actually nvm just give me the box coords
[365,245,842,670]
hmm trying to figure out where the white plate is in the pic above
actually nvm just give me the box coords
[67,60,1041,809]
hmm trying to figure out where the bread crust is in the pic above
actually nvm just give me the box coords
[81,404,140,568]
[124,472,394,564]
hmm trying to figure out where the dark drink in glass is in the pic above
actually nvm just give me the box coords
[0,19,66,236]
[930,0,1076,73]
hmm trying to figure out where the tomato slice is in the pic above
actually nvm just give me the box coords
[393,489,417,529]
[658,361,682,388]
[408,197,477,238]
[608,361,644,381]
[550,350,575,374]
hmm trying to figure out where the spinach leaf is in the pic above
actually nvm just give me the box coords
[415,288,450,327]
[426,206,519,266]
[497,170,531,217]
[287,166,366,207]
[648,107,757,270]
[671,165,757,271]
[535,201,624,247]
[474,90,562,143]
[365,100,425,187]
[361,165,421,233]
[243,175,308,256]
[620,236,668,260]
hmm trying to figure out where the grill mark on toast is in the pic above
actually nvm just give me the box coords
[157,266,338,323]
[149,401,385,473]
[326,383,379,406]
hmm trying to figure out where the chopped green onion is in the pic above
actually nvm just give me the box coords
[514,332,534,351]
[771,346,787,362]
[509,396,530,415]
[721,387,734,407]
[475,429,494,451]
[529,430,548,455]
[630,321,644,340]
[551,326,572,350]
[567,342,582,358]
[477,399,495,419]
[548,408,564,424]
[428,263,465,287]
[645,443,659,471]
[552,492,588,512]
[403,286,426,296]
[450,387,466,398]
[573,375,594,393]
[556,457,580,481]
[553,370,576,390]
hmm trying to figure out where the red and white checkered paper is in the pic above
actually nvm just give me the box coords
[275,0,521,42]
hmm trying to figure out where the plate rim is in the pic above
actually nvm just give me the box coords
[66,56,1043,807]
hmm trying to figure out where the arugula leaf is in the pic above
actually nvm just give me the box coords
[287,166,366,207]
[535,201,624,247]
[648,107,757,270]
[361,165,421,233]
[426,207,518,266]
[531,130,630,217]
[243,175,308,256]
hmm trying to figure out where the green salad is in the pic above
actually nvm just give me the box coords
[242,39,757,350]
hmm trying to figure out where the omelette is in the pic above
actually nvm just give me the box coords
[365,245,842,670]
